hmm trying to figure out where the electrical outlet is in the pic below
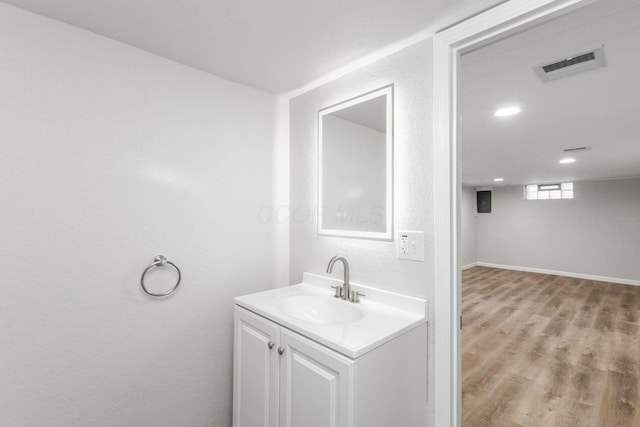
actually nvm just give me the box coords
[399,233,409,254]
[397,231,424,261]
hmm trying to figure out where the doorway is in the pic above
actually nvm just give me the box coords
[430,0,635,425]
[457,0,640,423]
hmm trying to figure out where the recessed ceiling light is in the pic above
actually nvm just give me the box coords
[559,158,576,164]
[493,178,504,182]
[494,106,521,117]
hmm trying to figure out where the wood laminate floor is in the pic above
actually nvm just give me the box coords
[462,266,640,427]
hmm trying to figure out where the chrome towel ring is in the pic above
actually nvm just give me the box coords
[140,255,181,297]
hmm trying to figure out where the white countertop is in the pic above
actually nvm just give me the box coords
[234,273,427,358]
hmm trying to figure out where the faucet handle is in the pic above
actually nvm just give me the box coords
[330,285,342,298]
[350,290,366,303]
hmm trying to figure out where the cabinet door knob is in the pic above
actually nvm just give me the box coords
[277,347,285,355]
[268,341,274,350]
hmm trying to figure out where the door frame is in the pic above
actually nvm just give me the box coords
[432,0,597,425]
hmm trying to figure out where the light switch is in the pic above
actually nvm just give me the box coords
[397,231,424,261]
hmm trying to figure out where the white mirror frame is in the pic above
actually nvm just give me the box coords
[317,85,394,240]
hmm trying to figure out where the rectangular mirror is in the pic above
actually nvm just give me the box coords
[318,85,393,240]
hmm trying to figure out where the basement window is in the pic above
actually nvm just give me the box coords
[524,182,573,200]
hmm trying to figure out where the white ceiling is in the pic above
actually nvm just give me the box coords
[461,0,640,187]
[1,0,503,94]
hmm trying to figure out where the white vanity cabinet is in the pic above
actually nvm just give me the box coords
[233,307,353,427]
[232,304,428,427]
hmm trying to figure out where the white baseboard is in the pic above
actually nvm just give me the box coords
[475,262,640,287]
[461,262,478,271]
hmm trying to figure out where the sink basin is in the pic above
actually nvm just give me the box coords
[235,277,427,358]
[279,295,364,325]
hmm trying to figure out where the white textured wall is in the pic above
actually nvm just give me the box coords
[0,4,280,426]
[477,178,640,281]
[289,39,434,424]
[460,186,478,268]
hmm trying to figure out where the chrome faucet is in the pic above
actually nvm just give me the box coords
[326,255,351,301]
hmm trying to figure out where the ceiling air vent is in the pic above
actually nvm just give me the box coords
[562,146,591,153]
[534,46,605,82]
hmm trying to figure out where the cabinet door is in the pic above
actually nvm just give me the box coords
[233,308,279,427]
[279,329,354,427]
